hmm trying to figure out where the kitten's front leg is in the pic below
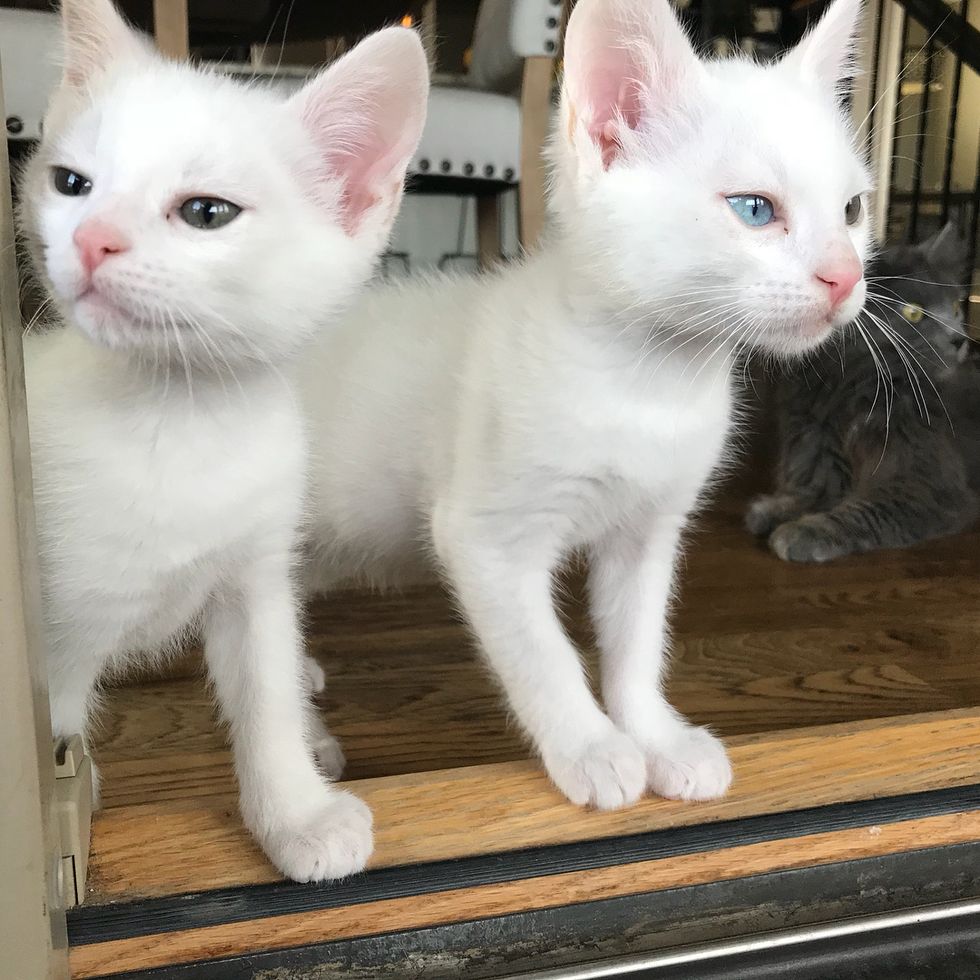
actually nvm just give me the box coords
[203,554,371,882]
[434,504,646,811]
[589,515,732,801]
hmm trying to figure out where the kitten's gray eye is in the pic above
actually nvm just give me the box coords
[845,194,863,226]
[52,167,93,197]
[179,197,242,230]
[726,195,775,227]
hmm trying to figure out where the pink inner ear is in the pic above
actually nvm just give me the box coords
[574,28,651,170]
[330,135,405,236]
[589,77,645,168]
[296,90,408,235]
[293,29,427,238]
[565,0,703,170]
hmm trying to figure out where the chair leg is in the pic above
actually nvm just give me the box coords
[519,55,554,251]
[476,195,502,270]
[153,0,189,59]
[421,0,438,65]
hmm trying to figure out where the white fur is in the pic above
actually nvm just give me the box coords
[23,0,427,880]
[300,0,872,809]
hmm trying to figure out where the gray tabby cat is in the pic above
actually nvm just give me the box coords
[747,223,978,562]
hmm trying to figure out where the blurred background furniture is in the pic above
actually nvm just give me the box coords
[0,7,59,142]
[411,0,560,265]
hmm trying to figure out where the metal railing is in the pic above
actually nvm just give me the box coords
[863,0,980,327]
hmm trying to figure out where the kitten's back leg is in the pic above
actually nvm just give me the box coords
[302,656,347,780]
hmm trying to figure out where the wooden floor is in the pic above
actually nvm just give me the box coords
[92,494,980,813]
[73,477,980,977]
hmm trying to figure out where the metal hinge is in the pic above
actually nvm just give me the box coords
[53,735,93,908]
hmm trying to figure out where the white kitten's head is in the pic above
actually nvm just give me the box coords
[556,0,871,356]
[20,0,428,366]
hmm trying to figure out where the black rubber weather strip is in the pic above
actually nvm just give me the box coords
[87,842,980,980]
[68,781,980,946]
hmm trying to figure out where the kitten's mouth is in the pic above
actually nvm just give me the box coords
[71,285,157,348]
[74,285,144,332]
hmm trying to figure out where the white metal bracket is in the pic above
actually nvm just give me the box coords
[53,735,93,908]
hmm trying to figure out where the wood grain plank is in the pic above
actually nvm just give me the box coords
[92,620,971,807]
[94,656,961,809]
[85,710,980,905]
[70,809,980,978]
[106,511,980,693]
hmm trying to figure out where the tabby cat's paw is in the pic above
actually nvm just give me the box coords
[769,517,849,563]
[545,731,646,811]
[259,792,373,883]
[645,725,732,801]
[746,493,803,537]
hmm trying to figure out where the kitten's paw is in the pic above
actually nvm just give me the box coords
[545,731,646,811]
[746,494,802,537]
[303,656,327,696]
[309,715,347,781]
[260,792,373,883]
[769,517,848,563]
[646,726,733,801]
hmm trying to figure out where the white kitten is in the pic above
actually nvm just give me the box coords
[20,0,427,880]
[300,0,871,811]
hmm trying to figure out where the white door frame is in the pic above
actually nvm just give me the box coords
[0,68,70,980]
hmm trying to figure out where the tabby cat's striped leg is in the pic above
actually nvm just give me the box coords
[768,485,978,563]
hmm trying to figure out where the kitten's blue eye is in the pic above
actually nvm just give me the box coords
[726,194,775,227]
[52,167,92,197]
[179,197,242,230]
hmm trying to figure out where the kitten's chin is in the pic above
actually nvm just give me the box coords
[756,317,839,358]
[72,291,149,351]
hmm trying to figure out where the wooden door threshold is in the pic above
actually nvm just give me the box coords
[70,709,980,978]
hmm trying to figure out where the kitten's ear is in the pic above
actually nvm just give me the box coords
[562,0,703,169]
[923,220,969,281]
[783,0,864,94]
[289,27,429,239]
[59,0,150,89]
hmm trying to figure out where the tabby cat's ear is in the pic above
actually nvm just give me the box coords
[561,0,704,170]
[924,221,969,281]
[59,0,150,89]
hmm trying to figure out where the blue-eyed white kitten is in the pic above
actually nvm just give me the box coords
[299,0,872,810]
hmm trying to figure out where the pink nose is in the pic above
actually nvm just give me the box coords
[73,220,130,275]
[815,256,862,311]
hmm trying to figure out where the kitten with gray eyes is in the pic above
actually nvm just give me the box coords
[20,0,427,881]
[747,223,978,562]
